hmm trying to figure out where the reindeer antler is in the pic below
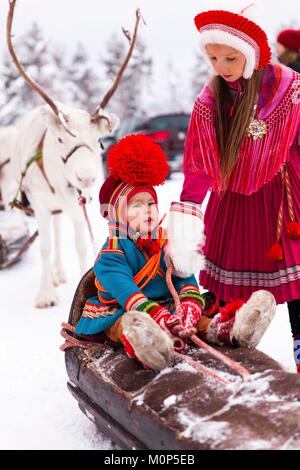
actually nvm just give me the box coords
[91,9,143,124]
[7,0,76,137]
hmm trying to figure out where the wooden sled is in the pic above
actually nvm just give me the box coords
[0,210,34,269]
[63,269,300,450]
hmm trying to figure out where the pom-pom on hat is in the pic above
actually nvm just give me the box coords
[99,134,169,221]
[277,29,300,53]
[194,2,271,79]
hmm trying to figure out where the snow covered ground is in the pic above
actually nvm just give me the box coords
[0,174,296,450]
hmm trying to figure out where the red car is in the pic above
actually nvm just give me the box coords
[102,113,190,177]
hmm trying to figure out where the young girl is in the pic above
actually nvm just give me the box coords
[75,134,275,370]
[168,3,300,372]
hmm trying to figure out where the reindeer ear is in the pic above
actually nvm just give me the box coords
[97,113,120,136]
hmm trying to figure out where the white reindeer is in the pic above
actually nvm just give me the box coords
[0,125,18,209]
[6,1,142,308]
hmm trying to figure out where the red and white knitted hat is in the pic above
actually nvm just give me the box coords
[99,134,169,221]
[194,1,272,79]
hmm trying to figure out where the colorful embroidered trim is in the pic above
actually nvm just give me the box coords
[204,259,300,288]
[124,293,159,314]
[178,284,205,306]
[95,227,167,303]
[200,23,260,68]
[171,202,203,219]
[82,301,118,319]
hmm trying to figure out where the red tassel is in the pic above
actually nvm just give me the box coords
[136,238,160,256]
[286,221,300,240]
[266,241,283,262]
[219,299,245,323]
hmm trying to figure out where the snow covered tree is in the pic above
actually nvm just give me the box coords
[101,34,152,121]
[0,22,65,125]
[0,52,21,124]
[159,60,191,114]
[190,48,210,103]
[62,43,103,112]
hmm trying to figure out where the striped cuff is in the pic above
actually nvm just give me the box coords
[178,284,205,307]
[125,292,160,315]
[170,201,203,219]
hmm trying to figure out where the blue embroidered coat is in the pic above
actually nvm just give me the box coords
[75,236,201,335]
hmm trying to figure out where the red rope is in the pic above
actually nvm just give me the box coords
[78,196,97,255]
[190,335,251,380]
[166,262,251,382]
[284,166,296,222]
[166,264,182,318]
[175,352,229,384]
[60,322,101,351]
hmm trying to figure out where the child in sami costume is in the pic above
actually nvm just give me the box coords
[76,134,276,370]
[167,2,300,372]
[75,134,205,370]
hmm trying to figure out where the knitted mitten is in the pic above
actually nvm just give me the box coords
[165,284,205,342]
[178,284,205,329]
[148,304,177,333]
[180,298,204,330]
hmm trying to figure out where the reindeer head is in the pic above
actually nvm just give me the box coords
[40,105,119,190]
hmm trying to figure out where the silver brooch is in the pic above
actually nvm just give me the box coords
[130,231,140,242]
[247,117,267,140]
[246,102,267,140]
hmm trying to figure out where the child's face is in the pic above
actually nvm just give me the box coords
[126,192,159,237]
[205,44,246,82]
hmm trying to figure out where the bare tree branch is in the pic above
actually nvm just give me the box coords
[91,9,143,122]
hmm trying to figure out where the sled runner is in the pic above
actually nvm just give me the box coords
[0,210,34,269]
[62,269,300,450]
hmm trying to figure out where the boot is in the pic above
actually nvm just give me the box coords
[198,290,276,348]
[294,334,300,374]
[120,311,175,370]
[231,290,276,347]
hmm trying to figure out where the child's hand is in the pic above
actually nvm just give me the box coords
[150,308,187,352]
[181,298,203,329]
[149,305,173,333]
